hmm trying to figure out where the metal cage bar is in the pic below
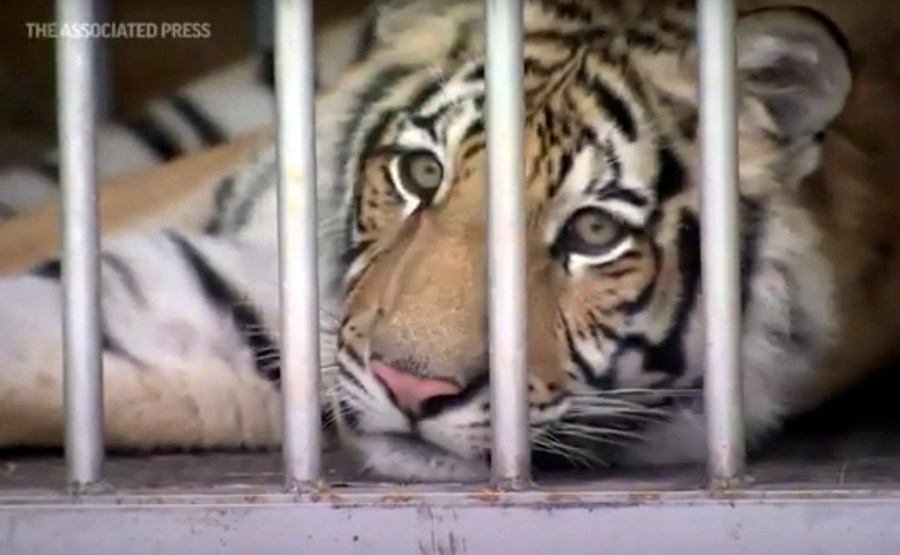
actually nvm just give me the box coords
[274,0,323,488]
[21,0,900,550]
[697,0,746,485]
[57,0,105,488]
[45,0,750,500]
[485,0,531,488]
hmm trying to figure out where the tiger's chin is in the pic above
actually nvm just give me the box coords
[344,432,491,483]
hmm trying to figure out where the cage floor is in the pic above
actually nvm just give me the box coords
[0,442,898,496]
[1,423,899,496]
[1,362,899,496]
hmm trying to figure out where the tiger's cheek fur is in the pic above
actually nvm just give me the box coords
[558,238,659,318]
[554,238,660,373]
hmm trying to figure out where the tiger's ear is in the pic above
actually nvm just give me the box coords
[736,8,853,138]
[372,0,481,51]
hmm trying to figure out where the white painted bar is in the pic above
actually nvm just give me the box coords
[697,0,746,485]
[485,0,531,488]
[274,0,322,487]
[56,0,105,488]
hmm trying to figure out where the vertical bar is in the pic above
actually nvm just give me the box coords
[57,0,105,487]
[275,0,322,488]
[697,0,746,486]
[486,0,530,488]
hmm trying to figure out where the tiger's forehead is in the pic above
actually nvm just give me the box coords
[374,51,674,227]
[390,61,486,148]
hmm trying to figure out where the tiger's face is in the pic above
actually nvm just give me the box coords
[322,1,852,481]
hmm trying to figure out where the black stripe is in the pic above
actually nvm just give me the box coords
[524,56,572,77]
[739,199,764,315]
[100,317,144,367]
[654,144,687,202]
[579,70,638,141]
[765,261,811,351]
[338,64,415,229]
[463,63,485,83]
[558,152,574,184]
[536,0,594,22]
[231,171,274,230]
[409,79,449,112]
[410,115,441,143]
[80,312,134,365]
[339,239,373,269]
[30,258,62,279]
[168,232,281,384]
[641,210,701,377]
[559,308,612,389]
[460,137,485,163]
[260,48,324,92]
[525,27,610,51]
[339,239,378,294]
[593,182,649,209]
[204,176,237,234]
[336,366,366,413]
[607,212,699,380]
[342,343,366,369]
[353,14,379,63]
[169,94,228,146]
[35,160,60,184]
[30,255,146,305]
[27,254,143,363]
[333,398,361,431]
[583,309,622,342]
[419,372,489,419]
[124,113,183,161]
[351,106,402,233]
[100,253,147,306]
[625,29,664,51]
[260,49,275,89]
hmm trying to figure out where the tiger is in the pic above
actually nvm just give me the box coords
[0,7,376,220]
[1,0,900,483]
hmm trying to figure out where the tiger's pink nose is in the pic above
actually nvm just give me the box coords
[370,360,462,413]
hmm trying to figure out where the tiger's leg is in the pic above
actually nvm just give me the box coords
[0,131,333,451]
[0,129,273,276]
[0,228,309,451]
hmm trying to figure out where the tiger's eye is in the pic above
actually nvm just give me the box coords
[573,210,618,246]
[560,208,626,256]
[398,150,444,200]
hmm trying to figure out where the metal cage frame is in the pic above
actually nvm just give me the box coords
[2,0,899,553]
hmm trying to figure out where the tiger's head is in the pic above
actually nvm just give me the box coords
[314,0,853,481]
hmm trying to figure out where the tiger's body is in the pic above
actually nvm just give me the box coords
[1,0,900,482]
[0,10,375,220]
